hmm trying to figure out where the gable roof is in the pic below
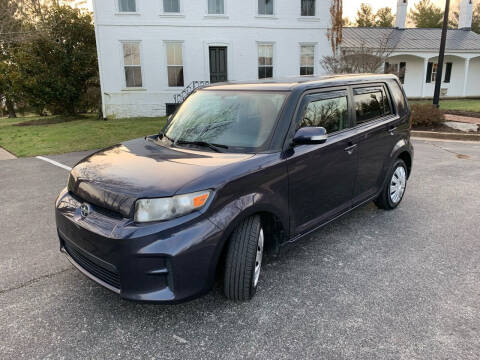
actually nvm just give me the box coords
[342,27,480,53]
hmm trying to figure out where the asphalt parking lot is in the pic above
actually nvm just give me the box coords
[0,139,479,359]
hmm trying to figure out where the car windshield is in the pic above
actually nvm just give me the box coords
[162,90,287,152]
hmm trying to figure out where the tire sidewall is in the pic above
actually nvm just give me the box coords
[248,225,263,298]
[386,159,407,209]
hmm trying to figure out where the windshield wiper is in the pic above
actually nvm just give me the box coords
[159,132,175,143]
[175,140,228,153]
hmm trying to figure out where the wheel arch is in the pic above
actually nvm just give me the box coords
[209,204,288,286]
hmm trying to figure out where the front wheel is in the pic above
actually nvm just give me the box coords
[374,159,408,210]
[224,215,264,301]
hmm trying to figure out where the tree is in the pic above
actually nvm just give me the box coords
[474,3,480,34]
[375,7,395,27]
[15,5,98,115]
[321,32,395,74]
[410,0,444,28]
[327,0,343,55]
[355,3,376,27]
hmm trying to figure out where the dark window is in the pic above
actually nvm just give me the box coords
[354,87,391,124]
[444,62,452,83]
[300,95,349,134]
[399,62,406,84]
[119,0,136,12]
[163,0,180,13]
[426,62,433,83]
[165,103,179,116]
[387,80,407,116]
[301,0,315,16]
[258,0,273,15]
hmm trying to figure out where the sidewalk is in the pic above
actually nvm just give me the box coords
[445,114,480,125]
[0,146,16,160]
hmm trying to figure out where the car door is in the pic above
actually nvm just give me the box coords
[350,84,400,205]
[287,89,358,237]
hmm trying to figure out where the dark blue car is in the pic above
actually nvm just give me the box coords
[55,74,413,303]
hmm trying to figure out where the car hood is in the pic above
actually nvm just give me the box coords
[68,137,254,217]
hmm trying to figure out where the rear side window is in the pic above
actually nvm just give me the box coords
[354,86,391,124]
[387,80,407,116]
[300,94,349,134]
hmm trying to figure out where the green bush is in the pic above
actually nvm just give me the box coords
[410,103,445,128]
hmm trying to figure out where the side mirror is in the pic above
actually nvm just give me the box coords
[293,127,328,146]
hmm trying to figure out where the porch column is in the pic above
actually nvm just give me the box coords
[463,58,470,97]
[422,58,428,97]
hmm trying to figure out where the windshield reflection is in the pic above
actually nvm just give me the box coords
[163,90,287,151]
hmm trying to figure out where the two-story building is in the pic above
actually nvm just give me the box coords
[93,0,331,118]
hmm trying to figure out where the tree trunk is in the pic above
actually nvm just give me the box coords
[5,97,16,118]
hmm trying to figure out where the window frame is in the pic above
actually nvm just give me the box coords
[161,0,182,14]
[120,40,143,89]
[300,0,316,17]
[299,91,351,135]
[351,83,395,127]
[165,41,185,88]
[299,43,316,76]
[257,42,275,79]
[431,63,438,83]
[207,0,225,15]
[257,0,275,16]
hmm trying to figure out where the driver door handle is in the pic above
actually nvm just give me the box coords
[344,143,357,155]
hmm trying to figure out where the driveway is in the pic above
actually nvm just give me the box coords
[0,140,479,359]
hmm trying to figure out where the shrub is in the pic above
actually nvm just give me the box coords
[410,104,445,128]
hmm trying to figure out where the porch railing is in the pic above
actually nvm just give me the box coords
[173,81,210,104]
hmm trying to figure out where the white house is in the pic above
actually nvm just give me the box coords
[342,0,480,98]
[92,0,332,118]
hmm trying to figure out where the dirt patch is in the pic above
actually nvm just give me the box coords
[413,124,479,134]
[13,116,85,127]
[443,110,480,119]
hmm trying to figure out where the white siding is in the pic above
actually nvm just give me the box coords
[93,0,331,118]
[467,57,480,96]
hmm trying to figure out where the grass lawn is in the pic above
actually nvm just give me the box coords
[408,99,480,113]
[0,114,167,157]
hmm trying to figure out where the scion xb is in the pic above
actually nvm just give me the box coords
[55,74,413,303]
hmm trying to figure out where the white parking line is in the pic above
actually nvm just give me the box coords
[36,156,72,171]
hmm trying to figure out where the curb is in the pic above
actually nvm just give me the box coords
[411,130,480,141]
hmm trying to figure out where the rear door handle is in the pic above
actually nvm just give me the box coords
[388,126,397,135]
[344,144,357,155]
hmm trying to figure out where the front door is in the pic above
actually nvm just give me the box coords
[287,89,358,236]
[209,46,227,83]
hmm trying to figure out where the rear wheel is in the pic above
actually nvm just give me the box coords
[224,215,264,301]
[374,159,408,210]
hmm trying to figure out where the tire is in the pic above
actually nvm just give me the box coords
[374,159,408,210]
[224,215,264,301]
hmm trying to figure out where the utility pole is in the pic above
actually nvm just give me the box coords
[433,0,450,108]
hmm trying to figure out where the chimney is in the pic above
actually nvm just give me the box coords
[459,0,474,30]
[395,0,408,29]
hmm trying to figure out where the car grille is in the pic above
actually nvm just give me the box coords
[64,241,121,290]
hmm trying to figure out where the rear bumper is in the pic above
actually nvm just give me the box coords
[55,189,223,303]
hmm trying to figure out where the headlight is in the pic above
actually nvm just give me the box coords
[134,190,211,223]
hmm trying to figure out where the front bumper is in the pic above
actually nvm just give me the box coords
[56,189,223,303]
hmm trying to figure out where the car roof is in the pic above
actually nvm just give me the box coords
[201,74,398,92]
